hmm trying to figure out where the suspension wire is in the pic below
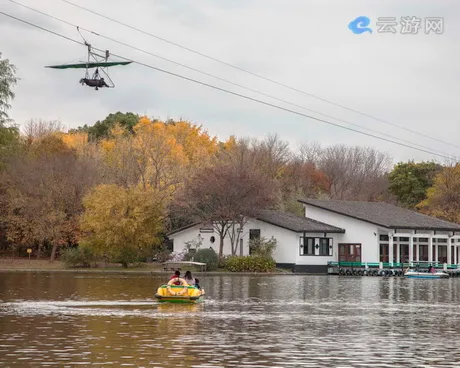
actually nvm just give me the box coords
[6,0,457,159]
[0,9,457,161]
[56,0,460,151]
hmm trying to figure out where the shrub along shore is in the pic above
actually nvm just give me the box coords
[0,258,297,275]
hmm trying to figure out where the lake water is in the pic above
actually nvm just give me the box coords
[1,272,460,367]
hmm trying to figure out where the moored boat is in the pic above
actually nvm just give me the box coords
[404,270,450,279]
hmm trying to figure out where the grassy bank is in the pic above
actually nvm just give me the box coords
[0,257,298,275]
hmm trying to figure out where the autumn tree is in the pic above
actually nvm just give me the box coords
[82,118,218,263]
[23,119,66,144]
[300,143,392,201]
[417,163,460,223]
[0,122,20,171]
[164,120,218,168]
[388,160,442,208]
[176,140,279,257]
[280,161,330,215]
[0,53,18,124]
[80,184,166,267]
[1,134,101,260]
[71,112,140,140]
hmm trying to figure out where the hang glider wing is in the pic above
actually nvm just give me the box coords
[45,61,132,69]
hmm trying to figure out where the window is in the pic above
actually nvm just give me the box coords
[399,237,409,242]
[339,244,361,263]
[319,238,332,256]
[300,237,315,255]
[419,245,428,261]
[199,224,214,233]
[210,236,215,243]
[249,229,261,240]
[380,244,389,263]
[437,238,447,243]
[418,238,428,243]
[438,246,447,263]
[249,229,261,255]
[379,234,389,241]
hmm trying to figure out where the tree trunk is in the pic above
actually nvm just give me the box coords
[219,234,224,258]
[50,243,57,262]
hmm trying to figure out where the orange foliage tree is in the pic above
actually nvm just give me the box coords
[417,163,460,223]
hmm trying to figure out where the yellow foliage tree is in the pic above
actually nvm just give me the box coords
[221,135,237,152]
[164,120,218,167]
[417,163,460,223]
[60,132,88,152]
[132,119,188,193]
[80,184,166,267]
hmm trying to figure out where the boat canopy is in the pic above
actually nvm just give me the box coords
[163,261,207,267]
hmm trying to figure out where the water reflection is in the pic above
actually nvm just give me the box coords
[1,273,460,366]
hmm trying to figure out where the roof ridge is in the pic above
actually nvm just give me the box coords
[298,198,460,229]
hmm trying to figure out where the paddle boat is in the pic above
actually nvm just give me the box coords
[404,269,450,279]
[154,261,206,304]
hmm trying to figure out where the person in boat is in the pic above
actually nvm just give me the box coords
[184,270,195,286]
[428,265,435,273]
[194,278,201,290]
[169,270,181,285]
[79,77,109,90]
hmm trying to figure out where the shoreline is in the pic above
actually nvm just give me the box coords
[0,258,322,276]
[0,268,317,276]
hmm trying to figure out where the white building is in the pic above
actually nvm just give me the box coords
[167,199,460,273]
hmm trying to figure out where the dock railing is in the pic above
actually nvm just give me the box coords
[327,261,460,277]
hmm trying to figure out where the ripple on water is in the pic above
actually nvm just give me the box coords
[1,275,460,367]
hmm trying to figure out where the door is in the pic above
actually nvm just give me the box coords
[380,244,389,263]
[339,244,361,263]
[400,244,409,263]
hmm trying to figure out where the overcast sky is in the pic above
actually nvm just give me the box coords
[1,0,459,165]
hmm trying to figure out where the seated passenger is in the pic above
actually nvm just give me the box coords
[184,271,195,286]
[169,270,181,285]
[194,278,201,290]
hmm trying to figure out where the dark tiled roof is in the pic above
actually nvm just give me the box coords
[254,209,345,233]
[166,222,199,236]
[298,199,460,231]
[167,210,345,236]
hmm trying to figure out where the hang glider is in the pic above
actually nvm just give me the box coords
[45,61,132,69]
[45,31,132,91]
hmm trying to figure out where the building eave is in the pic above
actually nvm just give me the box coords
[254,217,345,234]
[166,222,200,237]
[298,199,460,232]
[298,200,388,228]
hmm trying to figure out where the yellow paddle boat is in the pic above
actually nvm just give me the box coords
[155,277,205,303]
[155,261,207,304]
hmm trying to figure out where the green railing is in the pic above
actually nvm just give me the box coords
[327,261,460,269]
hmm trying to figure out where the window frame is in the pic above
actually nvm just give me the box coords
[300,237,333,256]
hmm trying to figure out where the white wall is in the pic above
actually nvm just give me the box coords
[304,204,385,263]
[169,224,238,256]
[169,219,295,260]
[295,233,344,265]
[169,218,344,266]
[243,218,297,263]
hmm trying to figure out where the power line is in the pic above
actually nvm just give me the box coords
[6,0,457,159]
[0,10,457,161]
[58,0,460,150]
